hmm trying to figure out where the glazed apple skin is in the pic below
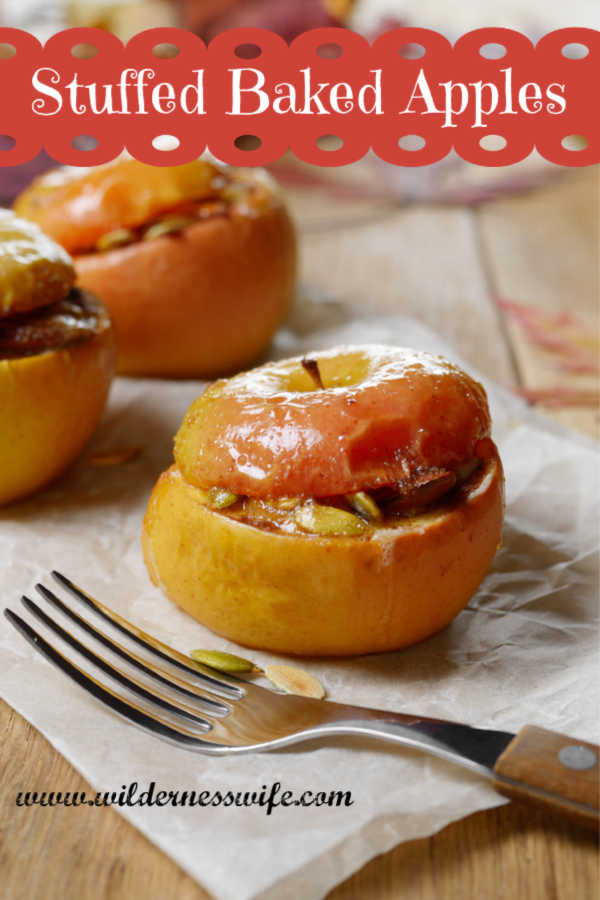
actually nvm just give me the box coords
[142,454,504,657]
[175,346,492,498]
[0,301,114,506]
[0,209,75,316]
[74,204,297,377]
[14,159,220,254]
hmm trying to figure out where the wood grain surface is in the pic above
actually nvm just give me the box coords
[1,166,599,899]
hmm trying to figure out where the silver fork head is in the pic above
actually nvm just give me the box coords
[4,572,347,754]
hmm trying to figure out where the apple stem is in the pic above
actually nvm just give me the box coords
[301,357,324,389]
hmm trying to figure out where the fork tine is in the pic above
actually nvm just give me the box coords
[21,597,213,729]
[4,609,230,753]
[36,583,231,714]
[51,571,243,700]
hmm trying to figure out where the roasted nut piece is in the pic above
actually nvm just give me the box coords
[0,209,74,315]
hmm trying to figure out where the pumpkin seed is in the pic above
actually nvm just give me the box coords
[264,664,325,699]
[96,228,136,252]
[274,497,301,510]
[190,649,257,674]
[208,487,239,509]
[346,491,381,522]
[295,502,367,536]
[142,215,196,241]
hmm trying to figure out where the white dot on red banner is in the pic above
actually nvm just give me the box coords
[479,134,508,151]
[71,135,99,151]
[71,43,98,59]
[153,44,180,59]
[398,135,426,151]
[561,134,589,150]
[152,135,181,151]
[235,44,261,60]
[316,135,343,150]
[479,43,507,59]
[561,43,589,59]
[234,135,262,150]
[317,44,343,59]
[398,44,425,60]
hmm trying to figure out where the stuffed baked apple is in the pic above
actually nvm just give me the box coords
[143,345,504,656]
[14,157,297,377]
[0,210,114,505]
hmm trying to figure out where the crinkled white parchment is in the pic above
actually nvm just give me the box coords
[1,300,598,900]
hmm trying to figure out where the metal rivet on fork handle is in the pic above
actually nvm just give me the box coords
[558,745,598,770]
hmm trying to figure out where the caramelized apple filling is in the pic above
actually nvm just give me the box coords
[88,173,276,256]
[194,458,483,536]
[0,288,105,359]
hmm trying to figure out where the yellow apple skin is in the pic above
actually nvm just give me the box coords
[0,302,115,506]
[142,455,504,657]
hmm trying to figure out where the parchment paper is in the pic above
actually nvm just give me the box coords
[1,298,598,900]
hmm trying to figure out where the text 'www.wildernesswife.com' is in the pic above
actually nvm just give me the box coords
[15,781,354,816]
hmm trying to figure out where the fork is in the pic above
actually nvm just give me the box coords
[4,571,599,828]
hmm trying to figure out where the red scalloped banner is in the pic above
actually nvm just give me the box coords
[0,26,598,167]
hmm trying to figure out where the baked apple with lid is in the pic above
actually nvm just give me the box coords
[0,210,114,506]
[14,157,297,378]
[143,345,504,656]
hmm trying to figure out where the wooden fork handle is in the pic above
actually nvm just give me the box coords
[493,726,599,828]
